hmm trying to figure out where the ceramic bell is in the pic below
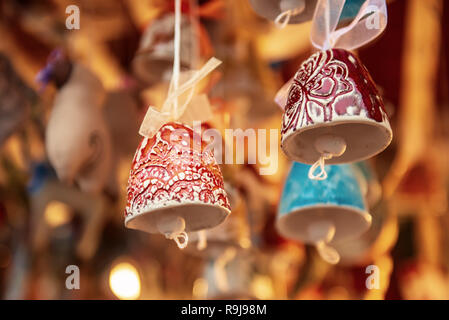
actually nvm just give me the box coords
[45,62,112,195]
[203,255,257,300]
[125,122,230,248]
[132,13,193,86]
[277,162,371,264]
[332,201,397,266]
[281,49,392,176]
[249,0,318,25]
[187,183,250,258]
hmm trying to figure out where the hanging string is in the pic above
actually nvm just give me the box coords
[308,153,333,180]
[316,240,340,264]
[189,0,201,70]
[171,0,182,118]
[274,6,305,29]
[157,216,189,249]
[165,230,189,249]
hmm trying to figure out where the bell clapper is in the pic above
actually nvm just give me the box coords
[308,135,347,180]
[197,230,208,251]
[157,216,189,249]
[214,247,237,293]
[307,221,340,265]
[275,0,306,28]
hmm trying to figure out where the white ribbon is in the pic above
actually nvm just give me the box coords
[274,0,387,110]
[311,0,387,51]
[139,0,222,139]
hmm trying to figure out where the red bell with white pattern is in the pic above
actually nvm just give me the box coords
[281,48,392,176]
[124,122,230,248]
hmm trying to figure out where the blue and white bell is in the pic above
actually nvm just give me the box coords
[277,162,371,264]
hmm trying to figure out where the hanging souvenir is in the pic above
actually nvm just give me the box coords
[187,183,250,258]
[332,201,397,266]
[202,255,258,300]
[277,162,371,264]
[38,50,113,195]
[249,0,318,27]
[28,162,107,261]
[125,122,231,247]
[132,13,194,86]
[276,0,392,180]
[125,0,230,249]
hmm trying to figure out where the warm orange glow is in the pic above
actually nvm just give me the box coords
[109,262,141,300]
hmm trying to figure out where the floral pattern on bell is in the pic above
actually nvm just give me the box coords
[125,122,230,223]
[281,48,390,138]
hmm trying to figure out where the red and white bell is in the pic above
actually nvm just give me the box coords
[281,48,392,171]
[124,122,230,248]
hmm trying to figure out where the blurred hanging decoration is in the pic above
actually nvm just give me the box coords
[200,255,265,299]
[132,13,195,86]
[186,183,251,257]
[132,0,220,86]
[34,49,114,261]
[38,49,113,195]
[249,0,366,28]
[124,0,230,249]
[28,162,107,261]
[277,162,371,264]
[0,53,34,148]
[382,0,442,199]
[276,0,392,181]
[332,201,398,266]
[249,0,317,28]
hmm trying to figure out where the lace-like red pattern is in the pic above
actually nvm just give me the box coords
[125,122,230,217]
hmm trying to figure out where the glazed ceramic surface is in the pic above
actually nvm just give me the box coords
[281,48,392,164]
[125,122,230,233]
[277,162,371,243]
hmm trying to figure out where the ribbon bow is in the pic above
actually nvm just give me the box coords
[275,0,387,110]
[311,0,387,51]
[139,57,221,138]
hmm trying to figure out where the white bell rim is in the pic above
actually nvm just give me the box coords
[282,118,392,164]
[125,202,230,234]
[276,204,372,243]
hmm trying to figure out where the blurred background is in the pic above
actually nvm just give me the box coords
[0,0,448,300]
